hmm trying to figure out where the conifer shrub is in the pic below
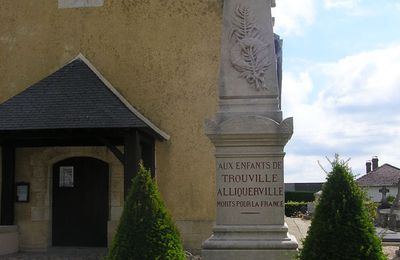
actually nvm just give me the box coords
[299,156,386,260]
[105,163,186,260]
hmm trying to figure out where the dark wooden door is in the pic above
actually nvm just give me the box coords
[52,157,109,247]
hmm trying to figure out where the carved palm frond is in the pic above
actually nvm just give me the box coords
[230,4,271,90]
[231,5,258,40]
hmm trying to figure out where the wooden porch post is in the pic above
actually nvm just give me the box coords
[123,130,141,198]
[1,145,16,225]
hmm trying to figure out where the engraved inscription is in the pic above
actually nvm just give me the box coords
[216,159,284,216]
[230,4,271,90]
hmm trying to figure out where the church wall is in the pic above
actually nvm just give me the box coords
[0,0,222,253]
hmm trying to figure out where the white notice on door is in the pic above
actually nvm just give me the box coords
[59,166,74,187]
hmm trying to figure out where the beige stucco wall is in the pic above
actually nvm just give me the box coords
[0,0,222,252]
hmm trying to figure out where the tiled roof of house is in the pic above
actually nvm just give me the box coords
[0,55,169,140]
[356,164,400,187]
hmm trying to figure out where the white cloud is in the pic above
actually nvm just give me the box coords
[283,44,400,182]
[324,0,361,9]
[317,45,400,108]
[285,154,328,183]
[323,0,375,16]
[282,72,313,111]
[272,0,316,36]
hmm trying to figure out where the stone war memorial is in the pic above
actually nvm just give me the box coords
[202,0,298,259]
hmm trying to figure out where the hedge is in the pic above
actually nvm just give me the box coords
[285,201,308,217]
[285,191,315,202]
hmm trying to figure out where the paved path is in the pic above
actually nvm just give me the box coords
[0,247,107,260]
[285,217,311,249]
[1,218,400,259]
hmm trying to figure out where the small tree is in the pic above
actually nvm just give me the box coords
[299,156,386,260]
[105,163,186,260]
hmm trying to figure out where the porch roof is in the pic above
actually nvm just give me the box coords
[0,54,169,142]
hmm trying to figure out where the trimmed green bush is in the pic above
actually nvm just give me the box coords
[285,201,308,217]
[299,156,386,260]
[285,191,315,202]
[387,195,395,204]
[105,163,186,260]
[364,200,378,220]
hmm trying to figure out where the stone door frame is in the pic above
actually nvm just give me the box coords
[28,147,123,250]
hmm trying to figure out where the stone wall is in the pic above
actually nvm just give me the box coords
[0,226,19,255]
[13,147,123,251]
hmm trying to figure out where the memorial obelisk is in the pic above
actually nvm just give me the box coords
[202,0,298,259]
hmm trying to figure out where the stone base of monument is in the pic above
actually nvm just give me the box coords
[202,249,297,260]
[202,224,298,260]
[202,115,298,259]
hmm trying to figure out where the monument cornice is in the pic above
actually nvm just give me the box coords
[205,116,293,147]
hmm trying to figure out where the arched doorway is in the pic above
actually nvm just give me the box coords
[52,157,109,247]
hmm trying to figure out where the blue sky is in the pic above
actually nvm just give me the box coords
[272,0,400,182]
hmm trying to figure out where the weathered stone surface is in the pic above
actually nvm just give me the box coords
[0,226,19,256]
[202,249,297,260]
[31,207,49,222]
[219,0,278,97]
[216,0,282,124]
[110,206,123,221]
[202,0,297,258]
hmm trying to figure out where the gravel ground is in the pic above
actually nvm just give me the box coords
[384,246,399,260]
[0,225,397,260]
[0,248,204,260]
[0,248,107,260]
[0,247,397,259]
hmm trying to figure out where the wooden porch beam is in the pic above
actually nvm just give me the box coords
[123,130,141,198]
[97,136,124,164]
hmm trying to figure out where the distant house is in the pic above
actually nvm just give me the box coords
[356,157,400,202]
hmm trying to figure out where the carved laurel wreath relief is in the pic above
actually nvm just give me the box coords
[230,4,271,90]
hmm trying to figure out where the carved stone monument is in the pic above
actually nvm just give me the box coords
[202,0,298,259]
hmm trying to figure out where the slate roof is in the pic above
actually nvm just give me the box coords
[0,55,169,140]
[356,164,400,187]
